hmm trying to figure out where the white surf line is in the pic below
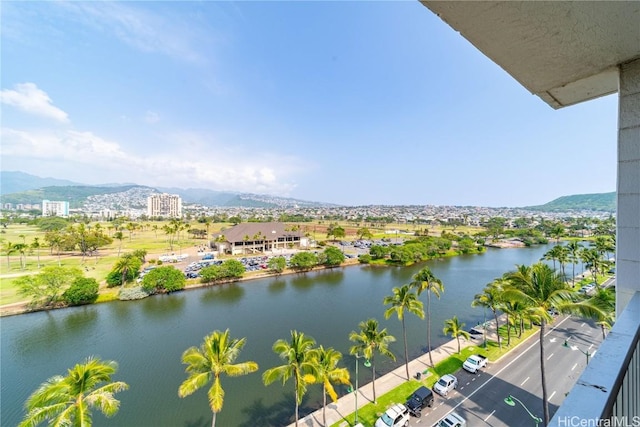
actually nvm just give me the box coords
[445,315,573,417]
[521,377,530,386]
[571,363,577,371]
[484,410,496,422]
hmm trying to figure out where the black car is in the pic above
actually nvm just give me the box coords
[405,386,434,418]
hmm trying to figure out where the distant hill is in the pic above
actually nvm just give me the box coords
[525,192,615,212]
[0,171,82,195]
[1,185,153,209]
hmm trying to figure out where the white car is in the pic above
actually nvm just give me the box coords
[433,374,458,396]
[433,411,466,427]
[374,403,410,427]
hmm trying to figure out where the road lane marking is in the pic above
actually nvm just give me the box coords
[521,377,530,386]
[588,344,594,350]
[581,322,586,327]
[550,391,556,400]
[547,353,554,360]
[571,363,577,371]
[484,410,496,422]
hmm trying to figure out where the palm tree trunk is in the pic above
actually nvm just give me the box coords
[211,411,217,427]
[427,293,434,366]
[456,336,461,354]
[506,313,511,347]
[294,377,300,427]
[401,317,410,380]
[493,309,502,349]
[371,358,377,403]
[539,321,550,426]
[322,385,327,427]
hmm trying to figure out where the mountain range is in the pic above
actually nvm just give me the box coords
[0,171,616,212]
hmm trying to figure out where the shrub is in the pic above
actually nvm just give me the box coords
[141,266,185,294]
[118,286,151,301]
[358,254,372,264]
[62,277,99,306]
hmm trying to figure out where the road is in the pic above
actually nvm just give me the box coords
[410,315,603,426]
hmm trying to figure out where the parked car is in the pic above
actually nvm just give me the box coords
[468,327,484,340]
[405,386,434,417]
[375,403,410,427]
[462,354,488,374]
[433,374,458,396]
[433,411,466,427]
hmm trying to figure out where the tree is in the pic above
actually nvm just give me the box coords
[31,237,42,269]
[112,254,142,287]
[356,227,373,241]
[321,246,345,267]
[141,266,186,293]
[3,240,15,269]
[289,252,318,272]
[19,356,128,427]
[220,259,245,279]
[114,231,124,256]
[410,267,444,366]
[16,266,83,308]
[348,319,395,403]
[383,285,424,380]
[502,262,605,426]
[472,280,505,349]
[268,256,286,275]
[62,277,99,306]
[566,241,583,286]
[443,316,471,354]
[263,330,316,427]
[308,346,350,427]
[179,329,258,427]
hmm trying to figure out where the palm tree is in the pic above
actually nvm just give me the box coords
[31,237,42,269]
[442,316,471,354]
[308,346,350,427]
[4,240,15,269]
[263,330,316,427]
[19,356,128,427]
[472,281,504,349]
[178,329,258,427]
[348,319,396,403]
[113,255,138,287]
[113,231,124,256]
[383,285,424,380]
[566,241,583,286]
[410,267,444,366]
[502,262,605,426]
[588,287,616,339]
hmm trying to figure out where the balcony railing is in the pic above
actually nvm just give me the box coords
[550,291,640,426]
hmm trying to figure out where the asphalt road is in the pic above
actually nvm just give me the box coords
[409,315,603,427]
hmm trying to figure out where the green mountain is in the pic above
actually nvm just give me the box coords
[0,185,150,209]
[525,192,615,212]
[0,171,81,195]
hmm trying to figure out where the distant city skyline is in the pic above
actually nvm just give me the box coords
[0,2,617,207]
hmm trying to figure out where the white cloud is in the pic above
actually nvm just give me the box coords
[1,127,299,196]
[0,83,69,123]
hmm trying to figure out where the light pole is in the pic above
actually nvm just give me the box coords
[504,394,542,426]
[348,353,371,424]
[563,338,592,364]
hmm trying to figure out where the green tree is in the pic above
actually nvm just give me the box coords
[112,254,142,287]
[566,241,583,286]
[472,281,505,349]
[263,330,316,427]
[356,227,373,241]
[383,285,424,380]
[410,267,444,366]
[141,266,186,293]
[220,259,245,279]
[289,251,318,272]
[309,346,350,427]
[62,277,99,306]
[19,356,128,427]
[178,330,258,427]
[348,319,395,403]
[31,237,42,269]
[267,256,286,275]
[321,246,345,267]
[502,262,605,425]
[16,266,83,308]
[443,316,471,354]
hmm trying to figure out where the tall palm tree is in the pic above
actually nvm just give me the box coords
[442,316,471,354]
[348,319,396,403]
[178,329,258,427]
[308,346,350,427]
[31,237,42,269]
[588,287,616,339]
[263,330,316,427]
[566,241,583,286]
[383,285,424,380]
[19,356,128,427]
[502,262,605,426]
[113,255,138,287]
[410,267,444,366]
[472,281,504,349]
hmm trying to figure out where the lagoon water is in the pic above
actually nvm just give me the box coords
[1,245,558,426]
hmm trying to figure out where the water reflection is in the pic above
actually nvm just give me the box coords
[200,283,245,305]
[268,278,286,294]
[238,393,309,427]
[141,293,186,318]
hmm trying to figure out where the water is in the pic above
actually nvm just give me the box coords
[1,245,558,427]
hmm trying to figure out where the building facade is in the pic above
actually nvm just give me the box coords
[41,200,69,217]
[147,193,182,218]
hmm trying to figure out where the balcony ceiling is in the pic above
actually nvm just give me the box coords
[421,1,640,109]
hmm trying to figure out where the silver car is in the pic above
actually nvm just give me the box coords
[433,374,458,396]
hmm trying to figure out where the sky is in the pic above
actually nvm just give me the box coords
[0,1,618,208]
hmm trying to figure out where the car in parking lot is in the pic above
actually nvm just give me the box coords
[433,411,466,427]
[579,283,596,294]
[374,403,410,427]
[433,374,458,396]
[405,386,433,417]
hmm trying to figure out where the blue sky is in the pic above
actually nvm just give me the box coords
[1,1,617,207]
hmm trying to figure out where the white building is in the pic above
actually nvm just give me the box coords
[147,193,182,218]
[42,200,69,217]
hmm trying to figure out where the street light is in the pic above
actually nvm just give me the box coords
[347,354,371,423]
[563,338,592,364]
[504,394,542,426]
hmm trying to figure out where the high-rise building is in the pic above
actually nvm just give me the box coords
[41,200,69,217]
[147,193,182,218]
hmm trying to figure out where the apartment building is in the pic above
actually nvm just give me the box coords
[147,193,182,218]
[41,199,69,217]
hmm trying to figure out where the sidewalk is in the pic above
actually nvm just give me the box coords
[289,317,503,427]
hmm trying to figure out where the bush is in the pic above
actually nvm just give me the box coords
[118,286,151,301]
[62,277,99,306]
[141,266,185,294]
[106,271,122,288]
[358,254,372,264]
